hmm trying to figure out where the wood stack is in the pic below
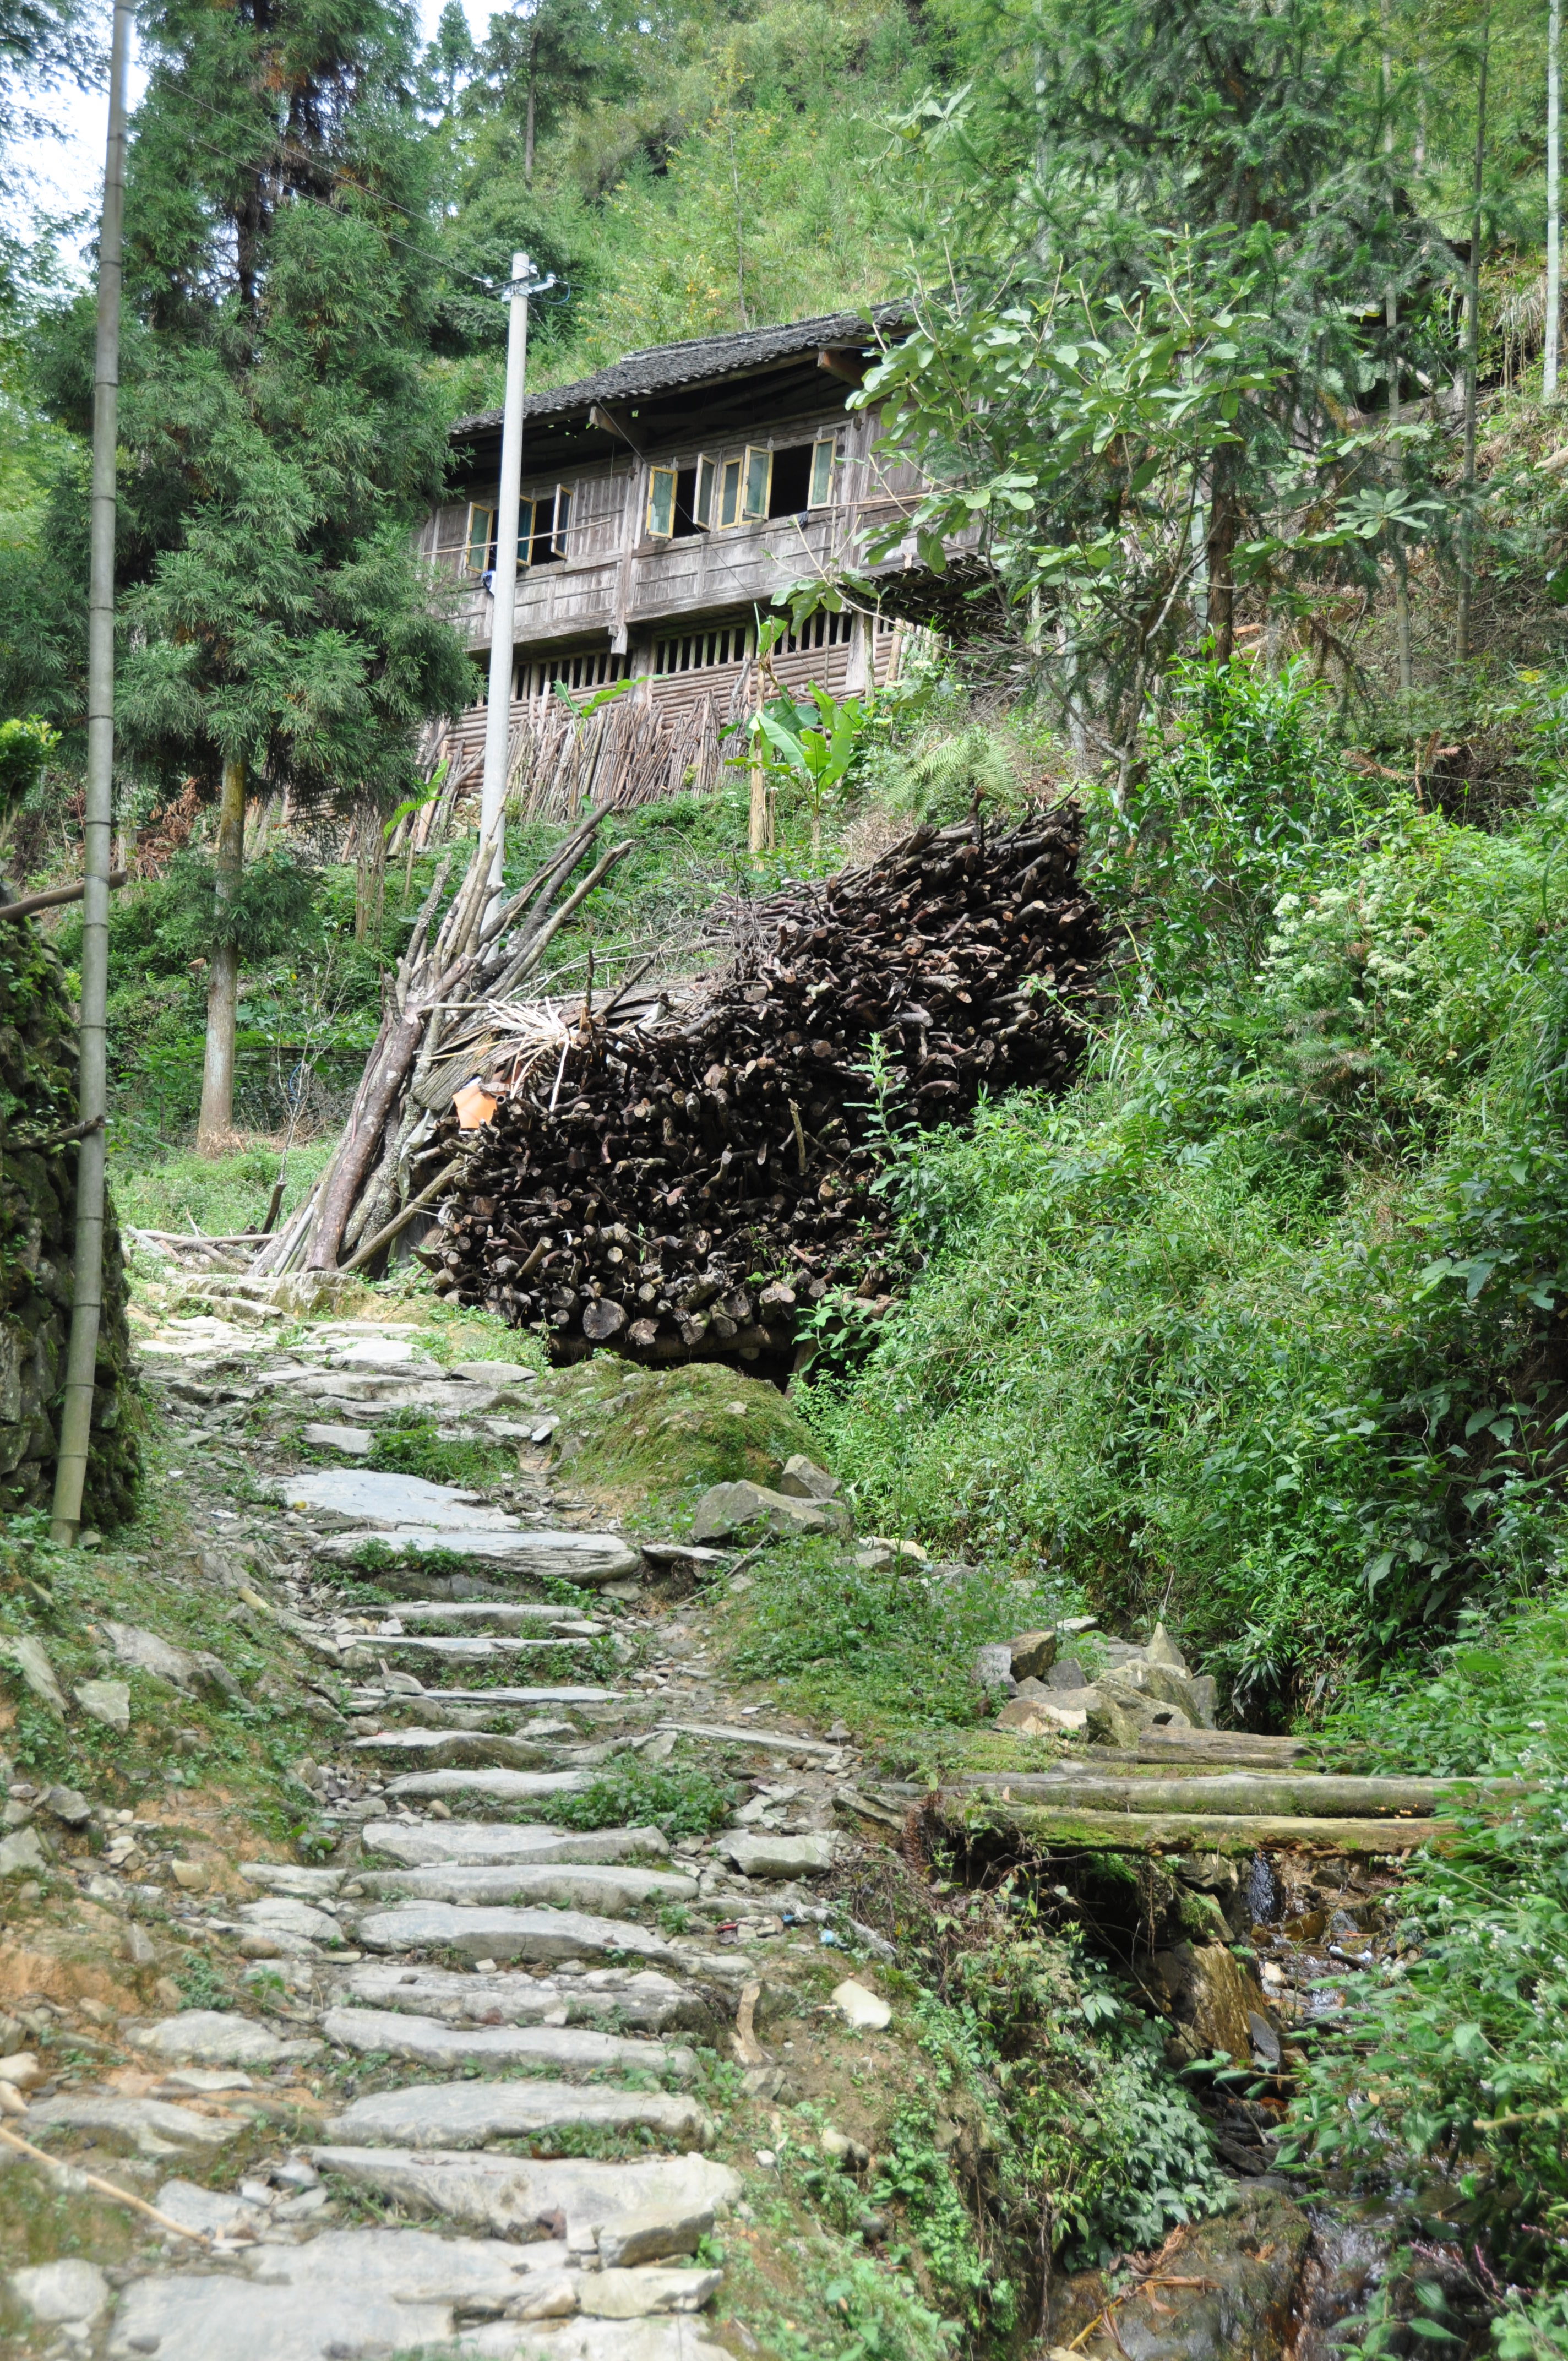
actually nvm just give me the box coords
[421,810,1101,1368]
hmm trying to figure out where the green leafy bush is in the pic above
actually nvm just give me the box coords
[538,1749,738,1839]
[1287,1596,1568,2348]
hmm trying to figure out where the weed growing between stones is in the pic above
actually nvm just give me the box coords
[364,1413,514,1492]
[722,1534,1064,1739]
[536,1748,739,1838]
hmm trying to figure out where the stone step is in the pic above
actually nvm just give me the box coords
[104,2220,722,2361]
[129,2010,323,2068]
[346,1862,698,1914]
[313,1526,641,1586]
[323,2077,712,2151]
[317,2146,741,2238]
[343,1633,601,1665]
[323,2004,696,2079]
[355,1900,687,1966]
[954,1770,1474,1816]
[25,2092,245,2156]
[382,1767,590,1807]
[336,1961,709,2031]
[273,1468,520,1530]
[952,1802,1444,1853]
[352,1724,613,1771]
[393,1601,608,1631]
[360,1819,669,1868]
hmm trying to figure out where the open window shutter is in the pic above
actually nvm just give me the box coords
[465,503,496,572]
[809,440,837,507]
[718,458,743,529]
[742,447,772,521]
[516,497,536,565]
[694,455,716,530]
[647,468,678,538]
[552,486,573,556]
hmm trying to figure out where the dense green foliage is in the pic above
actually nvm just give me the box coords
[1289,1596,1568,2355]
[810,663,1568,1713]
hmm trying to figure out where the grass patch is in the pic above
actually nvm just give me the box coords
[534,1747,738,1838]
[548,1357,817,1515]
[111,1135,335,1239]
[721,1534,1064,1742]
[365,1412,513,1492]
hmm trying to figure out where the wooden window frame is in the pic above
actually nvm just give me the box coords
[464,502,496,573]
[516,496,537,567]
[808,439,837,508]
[741,445,772,523]
[693,454,717,530]
[717,456,743,530]
[646,467,678,540]
[551,485,574,557]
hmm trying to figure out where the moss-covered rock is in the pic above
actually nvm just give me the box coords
[0,917,138,1524]
[546,1356,818,1517]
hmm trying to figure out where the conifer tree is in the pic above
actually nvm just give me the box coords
[99,0,471,1149]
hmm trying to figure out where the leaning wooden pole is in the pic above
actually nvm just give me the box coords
[51,0,132,1544]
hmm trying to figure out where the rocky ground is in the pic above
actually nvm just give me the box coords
[0,1293,1441,2360]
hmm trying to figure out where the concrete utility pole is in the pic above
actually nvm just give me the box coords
[480,250,532,888]
[51,0,132,1543]
[1549,0,1561,397]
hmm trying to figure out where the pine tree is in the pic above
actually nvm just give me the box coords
[94,0,470,1149]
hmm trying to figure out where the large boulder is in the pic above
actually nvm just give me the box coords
[690,1481,849,1543]
[1047,2183,1311,2361]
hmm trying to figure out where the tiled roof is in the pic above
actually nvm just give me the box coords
[448,306,908,440]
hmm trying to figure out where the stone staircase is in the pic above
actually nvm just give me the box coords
[4,1309,873,2359]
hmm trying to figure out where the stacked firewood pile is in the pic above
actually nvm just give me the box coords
[422,812,1101,1367]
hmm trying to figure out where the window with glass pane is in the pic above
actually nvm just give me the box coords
[809,440,837,507]
[516,498,536,565]
[718,457,743,529]
[552,486,573,556]
[742,447,772,521]
[464,503,496,572]
[694,455,716,530]
[646,467,678,538]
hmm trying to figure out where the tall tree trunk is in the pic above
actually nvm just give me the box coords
[197,753,246,1154]
[1456,9,1490,665]
[1206,460,1238,666]
[1549,0,1561,397]
[524,26,537,183]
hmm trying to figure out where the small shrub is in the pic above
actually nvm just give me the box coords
[539,1750,737,1839]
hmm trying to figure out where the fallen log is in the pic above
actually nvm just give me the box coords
[948,1803,1446,1854]
[951,1771,1503,1817]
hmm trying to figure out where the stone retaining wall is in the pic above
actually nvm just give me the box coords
[0,914,138,1523]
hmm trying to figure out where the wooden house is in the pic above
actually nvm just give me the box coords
[415,309,959,813]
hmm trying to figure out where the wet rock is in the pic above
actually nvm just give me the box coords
[1047,2182,1313,2360]
[1151,1941,1272,2066]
